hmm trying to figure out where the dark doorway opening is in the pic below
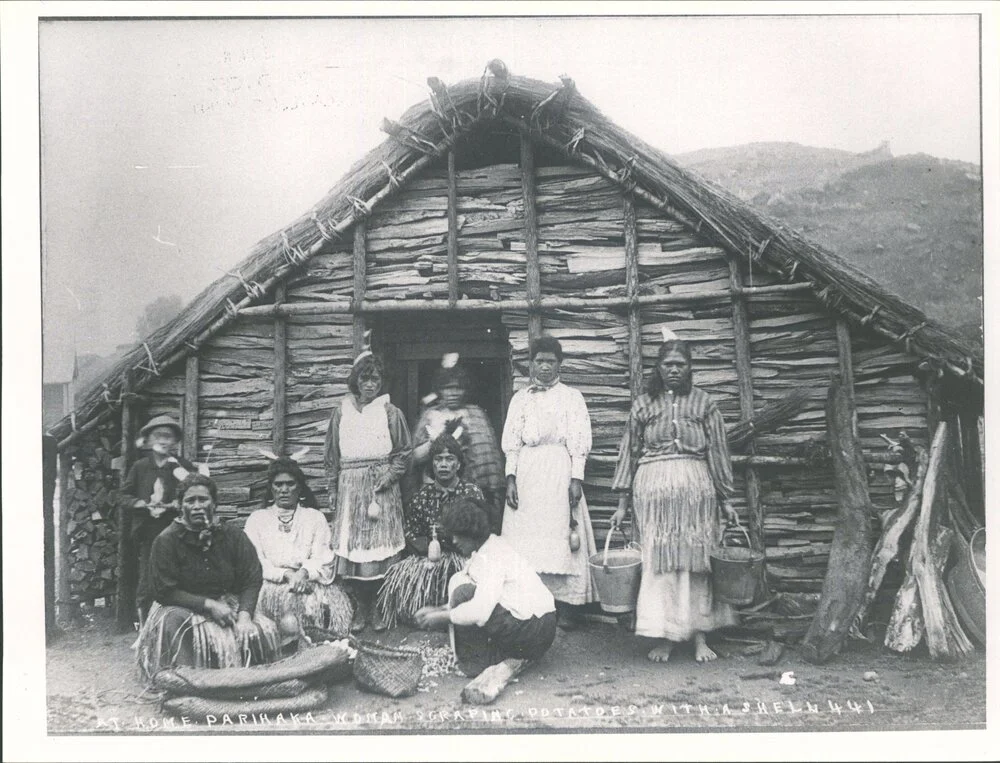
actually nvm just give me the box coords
[372,313,512,436]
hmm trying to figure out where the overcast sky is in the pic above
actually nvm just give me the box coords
[39,13,983,363]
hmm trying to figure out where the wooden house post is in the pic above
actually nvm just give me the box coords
[520,132,542,341]
[183,355,199,460]
[447,149,460,308]
[835,319,857,437]
[115,373,136,630]
[352,220,368,355]
[273,283,288,456]
[727,256,765,558]
[623,194,643,400]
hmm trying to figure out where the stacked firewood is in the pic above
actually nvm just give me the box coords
[853,423,976,660]
[61,425,121,603]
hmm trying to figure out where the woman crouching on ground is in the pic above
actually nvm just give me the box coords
[610,332,739,663]
[134,474,280,679]
[415,495,556,704]
[243,457,353,640]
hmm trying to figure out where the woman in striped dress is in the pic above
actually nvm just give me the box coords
[611,335,739,662]
[324,353,412,632]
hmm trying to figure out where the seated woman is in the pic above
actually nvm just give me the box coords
[415,495,557,704]
[134,474,280,680]
[411,359,505,533]
[243,457,353,639]
[376,434,483,628]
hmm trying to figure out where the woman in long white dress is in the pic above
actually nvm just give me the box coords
[501,335,598,628]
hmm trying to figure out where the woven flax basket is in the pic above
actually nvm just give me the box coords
[351,639,424,698]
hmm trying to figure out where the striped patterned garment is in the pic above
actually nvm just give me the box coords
[611,385,734,499]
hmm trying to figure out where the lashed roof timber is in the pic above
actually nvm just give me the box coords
[50,63,983,446]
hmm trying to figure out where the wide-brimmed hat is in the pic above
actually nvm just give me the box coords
[139,415,183,440]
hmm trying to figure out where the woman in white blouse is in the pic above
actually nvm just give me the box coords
[243,458,353,638]
[500,335,598,626]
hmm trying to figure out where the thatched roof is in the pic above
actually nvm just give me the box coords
[50,62,983,445]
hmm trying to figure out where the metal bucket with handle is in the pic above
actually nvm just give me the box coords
[588,526,642,614]
[710,525,764,606]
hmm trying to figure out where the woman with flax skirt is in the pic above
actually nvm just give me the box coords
[324,351,412,632]
[377,433,483,628]
[610,331,740,663]
[134,474,280,680]
[411,356,505,533]
[244,457,353,640]
[501,335,598,629]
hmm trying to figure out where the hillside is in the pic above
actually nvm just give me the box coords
[674,143,983,342]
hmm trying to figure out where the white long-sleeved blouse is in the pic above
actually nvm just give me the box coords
[243,504,335,586]
[501,381,592,481]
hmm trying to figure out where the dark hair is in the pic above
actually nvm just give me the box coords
[646,339,693,398]
[432,364,472,398]
[177,473,218,503]
[347,354,386,396]
[264,457,318,508]
[440,495,492,545]
[428,434,465,475]
[529,334,564,362]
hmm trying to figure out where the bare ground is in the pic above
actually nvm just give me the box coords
[46,608,986,736]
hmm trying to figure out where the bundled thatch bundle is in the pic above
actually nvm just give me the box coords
[375,552,467,629]
[726,387,811,452]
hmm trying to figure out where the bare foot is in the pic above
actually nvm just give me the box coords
[694,632,718,662]
[647,642,674,662]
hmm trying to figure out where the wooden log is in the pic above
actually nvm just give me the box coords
[43,435,60,641]
[183,355,199,460]
[273,282,287,456]
[461,658,528,705]
[520,132,542,340]
[623,193,643,400]
[908,422,974,661]
[352,220,367,355]
[116,375,137,630]
[958,407,984,519]
[885,524,953,652]
[728,256,765,561]
[447,149,459,307]
[850,445,929,638]
[835,319,857,438]
[235,282,813,319]
[800,376,874,664]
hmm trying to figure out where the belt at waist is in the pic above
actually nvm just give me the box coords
[637,453,706,466]
[340,455,390,470]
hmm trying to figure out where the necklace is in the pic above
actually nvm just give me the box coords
[276,507,297,533]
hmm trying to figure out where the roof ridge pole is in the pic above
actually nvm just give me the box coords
[623,193,643,401]
[728,254,768,600]
[447,149,460,308]
[519,131,542,341]
[352,220,368,355]
[273,282,288,456]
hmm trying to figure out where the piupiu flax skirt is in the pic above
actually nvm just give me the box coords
[331,456,405,580]
[632,456,737,641]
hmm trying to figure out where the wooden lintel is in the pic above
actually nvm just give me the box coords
[352,220,368,355]
[273,282,287,456]
[520,132,542,340]
[623,193,643,400]
[447,149,459,307]
[235,282,813,318]
[183,355,199,460]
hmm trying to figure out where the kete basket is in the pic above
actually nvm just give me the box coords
[350,638,424,698]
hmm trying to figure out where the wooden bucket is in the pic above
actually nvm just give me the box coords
[710,526,764,606]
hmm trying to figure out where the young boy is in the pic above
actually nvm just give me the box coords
[414,495,557,704]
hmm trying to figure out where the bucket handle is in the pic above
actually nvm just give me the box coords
[602,525,633,571]
[722,524,753,550]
